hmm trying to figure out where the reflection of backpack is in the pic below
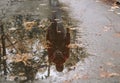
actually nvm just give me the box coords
[47,22,65,44]
[52,50,65,64]
[47,20,57,42]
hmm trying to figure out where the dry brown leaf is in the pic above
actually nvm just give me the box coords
[105,62,114,66]
[23,21,37,31]
[108,9,114,12]
[115,11,120,15]
[68,44,79,48]
[70,28,76,31]
[111,6,119,10]
[114,32,120,38]
[108,73,119,77]
[73,74,81,80]
[9,27,17,31]
[111,4,119,9]
[82,74,89,79]
[60,7,69,11]
[103,26,111,32]
[100,66,120,78]
[19,73,25,76]
[100,71,109,78]
[63,80,71,83]
[13,53,32,65]
[116,12,120,15]
[39,3,47,6]
[100,71,119,78]
[14,54,22,62]
[96,0,100,2]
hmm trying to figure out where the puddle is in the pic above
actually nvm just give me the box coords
[0,0,89,82]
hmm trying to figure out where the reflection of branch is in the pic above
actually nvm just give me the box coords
[1,23,7,75]
[0,30,20,52]
[0,45,1,69]
[1,40,18,48]
[5,34,18,53]
[47,62,51,77]
[1,9,6,19]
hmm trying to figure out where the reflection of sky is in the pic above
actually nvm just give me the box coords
[0,0,51,19]
[35,66,68,81]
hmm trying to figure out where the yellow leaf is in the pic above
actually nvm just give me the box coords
[23,21,37,31]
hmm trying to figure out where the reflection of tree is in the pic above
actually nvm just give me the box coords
[0,14,50,81]
[10,53,41,82]
[0,22,7,75]
[0,45,1,71]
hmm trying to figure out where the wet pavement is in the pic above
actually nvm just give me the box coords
[0,0,120,83]
[59,0,120,83]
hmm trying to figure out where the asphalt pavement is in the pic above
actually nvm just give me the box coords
[0,0,120,83]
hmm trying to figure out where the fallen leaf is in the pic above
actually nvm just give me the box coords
[63,80,71,83]
[23,21,37,31]
[60,7,69,10]
[100,71,119,78]
[103,26,111,32]
[108,9,114,12]
[105,62,114,66]
[68,44,79,48]
[95,0,100,2]
[70,28,76,31]
[73,74,81,80]
[82,74,89,79]
[100,71,109,78]
[54,18,60,21]
[108,73,119,77]
[19,73,24,76]
[108,3,119,12]
[39,4,47,6]
[115,12,120,15]
[111,5,119,10]
[114,32,120,38]
[111,3,119,9]
[9,27,17,31]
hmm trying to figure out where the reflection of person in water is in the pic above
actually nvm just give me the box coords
[46,19,70,72]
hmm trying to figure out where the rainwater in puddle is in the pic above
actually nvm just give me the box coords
[0,0,89,82]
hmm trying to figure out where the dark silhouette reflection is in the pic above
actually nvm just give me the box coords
[46,0,71,72]
[46,18,70,72]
